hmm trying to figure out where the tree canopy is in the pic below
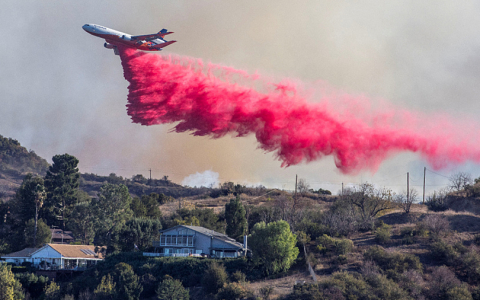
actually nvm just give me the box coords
[43,154,80,229]
[249,220,299,275]
[225,196,247,241]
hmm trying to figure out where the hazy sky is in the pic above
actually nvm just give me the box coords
[2,1,480,195]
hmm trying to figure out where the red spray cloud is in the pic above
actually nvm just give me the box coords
[118,46,480,174]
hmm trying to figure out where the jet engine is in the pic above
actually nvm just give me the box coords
[104,43,115,49]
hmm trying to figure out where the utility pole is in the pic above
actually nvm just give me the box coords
[342,182,344,196]
[407,172,410,203]
[423,167,426,204]
[149,169,152,181]
[294,174,298,200]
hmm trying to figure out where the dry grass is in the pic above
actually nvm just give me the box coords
[247,271,312,299]
[159,193,330,217]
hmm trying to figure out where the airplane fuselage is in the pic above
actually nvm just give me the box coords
[82,24,176,54]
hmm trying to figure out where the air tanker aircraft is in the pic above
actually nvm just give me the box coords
[82,24,176,55]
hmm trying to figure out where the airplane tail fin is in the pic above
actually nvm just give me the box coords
[158,29,174,38]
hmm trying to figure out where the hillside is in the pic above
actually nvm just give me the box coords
[79,172,211,199]
[0,135,49,199]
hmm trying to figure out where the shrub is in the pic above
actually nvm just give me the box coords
[398,270,424,299]
[422,214,449,237]
[335,255,348,265]
[259,285,274,300]
[474,234,480,246]
[93,274,116,300]
[400,227,416,244]
[414,222,429,237]
[43,281,60,300]
[445,286,473,300]
[424,266,471,300]
[459,250,480,284]
[324,272,370,299]
[374,223,391,244]
[425,191,448,212]
[15,272,50,299]
[429,240,458,264]
[364,273,411,300]
[316,234,354,255]
[216,282,252,300]
[364,246,422,279]
[201,262,228,295]
[156,276,189,300]
[230,271,246,284]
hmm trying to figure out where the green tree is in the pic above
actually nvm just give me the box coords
[113,218,162,252]
[112,263,143,300]
[44,154,80,229]
[131,194,162,219]
[43,281,60,300]
[249,220,299,275]
[201,262,228,295]
[94,274,116,300]
[130,197,147,218]
[14,272,49,300]
[12,174,45,227]
[141,194,162,219]
[24,218,51,248]
[156,276,189,300]
[9,174,46,250]
[68,193,96,245]
[92,183,133,249]
[0,263,24,300]
[225,196,247,241]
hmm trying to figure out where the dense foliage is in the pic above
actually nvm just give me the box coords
[249,220,299,275]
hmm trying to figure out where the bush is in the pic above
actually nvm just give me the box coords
[156,276,189,300]
[230,271,246,284]
[400,227,416,245]
[15,272,50,299]
[364,246,422,279]
[216,282,252,300]
[474,234,480,246]
[335,255,348,265]
[424,266,471,300]
[364,273,411,300]
[425,191,448,212]
[201,262,228,295]
[459,250,480,284]
[374,223,391,244]
[398,270,424,299]
[316,234,353,255]
[422,214,450,237]
[429,240,458,264]
[259,285,274,300]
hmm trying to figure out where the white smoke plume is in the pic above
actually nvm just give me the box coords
[182,170,220,188]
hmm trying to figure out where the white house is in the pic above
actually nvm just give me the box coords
[1,244,104,270]
[1,248,39,265]
[148,225,249,258]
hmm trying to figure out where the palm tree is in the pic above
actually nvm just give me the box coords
[33,184,46,247]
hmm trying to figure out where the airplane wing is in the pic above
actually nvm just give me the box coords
[152,40,177,49]
[132,29,174,40]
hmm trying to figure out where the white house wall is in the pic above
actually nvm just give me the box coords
[31,247,62,259]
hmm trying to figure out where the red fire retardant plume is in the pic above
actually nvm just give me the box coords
[118,46,480,174]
